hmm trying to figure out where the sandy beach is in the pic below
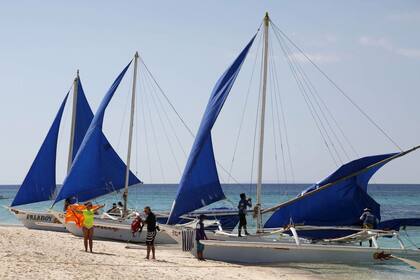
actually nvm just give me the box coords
[0,226,320,280]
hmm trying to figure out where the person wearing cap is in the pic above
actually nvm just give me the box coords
[75,202,105,252]
[359,207,379,247]
[238,193,252,237]
[195,214,208,260]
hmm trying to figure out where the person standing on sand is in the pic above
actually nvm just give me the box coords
[75,202,105,253]
[238,193,252,237]
[195,214,208,261]
[142,206,157,259]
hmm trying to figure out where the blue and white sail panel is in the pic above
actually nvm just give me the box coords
[11,94,69,207]
[54,62,141,203]
[167,36,256,224]
[264,153,397,229]
[71,79,94,160]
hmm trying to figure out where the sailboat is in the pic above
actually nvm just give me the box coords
[162,13,420,265]
[9,71,94,232]
[50,53,176,244]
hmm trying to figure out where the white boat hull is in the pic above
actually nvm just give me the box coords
[61,217,176,244]
[160,225,420,265]
[11,208,66,232]
[199,240,420,264]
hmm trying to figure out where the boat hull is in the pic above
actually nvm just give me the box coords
[11,208,66,232]
[160,225,420,265]
[62,217,177,244]
[199,240,420,264]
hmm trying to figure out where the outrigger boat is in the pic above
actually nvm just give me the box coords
[162,13,420,265]
[50,54,158,243]
[165,223,420,265]
[50,53,244,244]
[9,71,93,232]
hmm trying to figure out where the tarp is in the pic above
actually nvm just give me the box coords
[264,153,397,229]
[11,94,69,206]
[65,204,101,228]
[54,62,141,204]
[167,35,255,224]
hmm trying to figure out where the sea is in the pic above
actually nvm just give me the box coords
[1,183,419,280]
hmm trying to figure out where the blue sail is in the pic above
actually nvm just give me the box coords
[167,36,255,224]
[54,62,141,204]
[71,78,94,160]
[264,153,397,230]
[11,94,69,207]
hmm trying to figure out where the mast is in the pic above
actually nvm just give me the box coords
[256,12,269,232]
[123,52,139,215]
[67,70,79,173]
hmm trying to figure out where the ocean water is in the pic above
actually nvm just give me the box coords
[1,183,419,279]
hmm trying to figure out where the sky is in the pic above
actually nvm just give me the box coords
[1,1,420,184]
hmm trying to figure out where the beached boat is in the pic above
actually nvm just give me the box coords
[50,210,176,243]
[10,208,65,232]
[51,54,150,242]
[8,72,93,232]
[51,53,187,244]
[163,13,420,265]
[51,53,241,243]
[162,223,420,265]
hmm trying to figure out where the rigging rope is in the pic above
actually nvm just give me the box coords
[139,72,153,181]
[295,62,358,158]
[270,21,402,152]
[140,59,195,138]
[268,41,287,183]
[288,50,355,160]
[284,40,345,165]
[275,28,340,166]
[268,39,289,182]
[278,33,351,162]
[143,80,166,183]
[146,69,188,158]
[280,33,346,164]
[268,41,296,182]
[227,31,263,183]
[139,58,247,186]
[269,77,281,183]
[143,67,183,175]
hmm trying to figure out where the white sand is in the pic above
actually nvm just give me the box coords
[0,226,320,280]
